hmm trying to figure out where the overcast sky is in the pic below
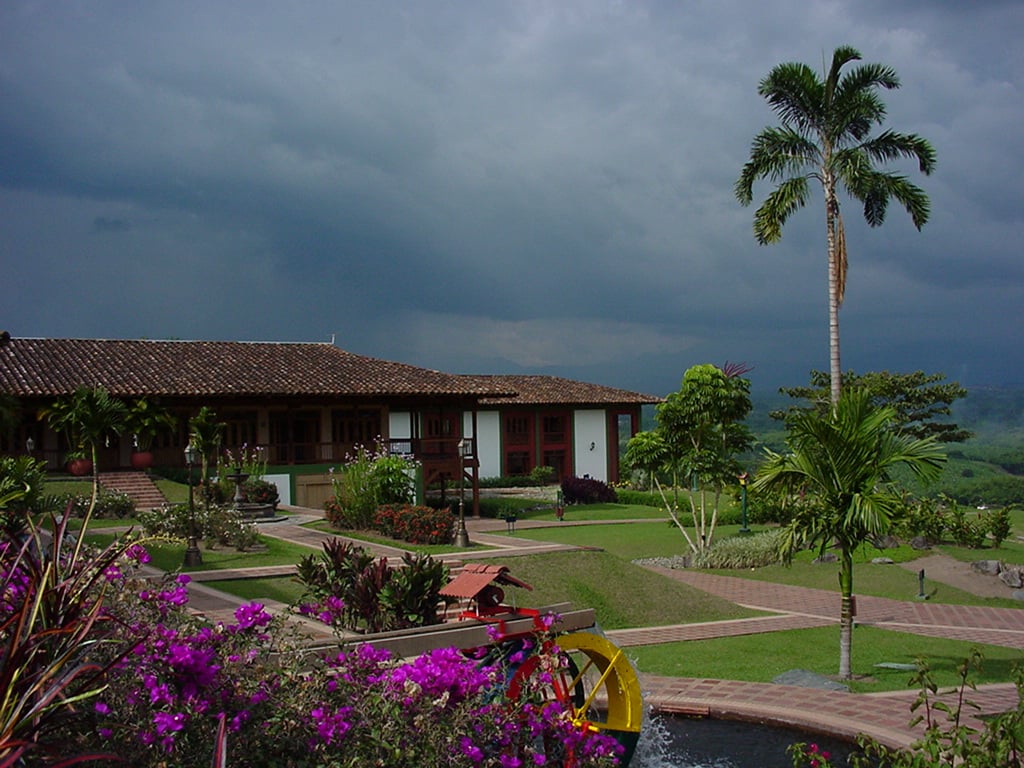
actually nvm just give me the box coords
[2,1,1021,396]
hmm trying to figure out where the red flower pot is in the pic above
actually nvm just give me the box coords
[66,458,93,476]
[130,451,154,470]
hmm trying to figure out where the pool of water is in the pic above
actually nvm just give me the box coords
[632,714,859,768]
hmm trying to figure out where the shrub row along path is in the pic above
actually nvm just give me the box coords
[173,507,1024,750]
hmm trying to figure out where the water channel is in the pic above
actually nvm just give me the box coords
[632,714,859,768]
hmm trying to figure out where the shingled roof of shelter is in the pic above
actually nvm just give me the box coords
[0,337,515,399]
[468,374,661,406]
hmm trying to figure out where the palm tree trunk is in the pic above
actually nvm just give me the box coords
[826,196,842,408]
[838,547,854,679]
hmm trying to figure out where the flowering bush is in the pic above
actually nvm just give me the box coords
[329,440,419,529]
[0,515,623,766]
[49,488,136,519]
[138,502,260,551]
[219,443,268,479]
[373,503,455,545]
[241,477,279,505]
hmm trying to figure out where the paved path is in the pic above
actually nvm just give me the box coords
[172,508,1024,750]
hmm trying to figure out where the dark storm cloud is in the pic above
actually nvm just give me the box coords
[1,1,1021,395]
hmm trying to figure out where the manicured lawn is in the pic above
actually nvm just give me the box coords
[511,520,753,561]
[513,521,1024,607]
[86,532,317,573]
[515,502,669,523]
[213,575,306,605]
[476,550,760,630]
[301,521,494,556]
[629,624,1022,693]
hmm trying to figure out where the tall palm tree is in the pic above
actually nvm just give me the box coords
[736,45,936,405]
[753,388,945,679]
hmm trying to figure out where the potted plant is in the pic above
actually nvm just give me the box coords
[38,386,127,499]
[124,398,177,470]
[64,449,92,477]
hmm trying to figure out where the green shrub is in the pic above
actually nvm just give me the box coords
[296,539,448,633]
[378,552,450,628]
[138,503,259,552]
[987,506,1013,548]
[0,456,46,514]
[52,490,136,520]
[613,489,662,508]
[528,465,556,485]
[478,474,548,488]
[897,495,947,544]
[692,529,785,569]
[947,501,987,548]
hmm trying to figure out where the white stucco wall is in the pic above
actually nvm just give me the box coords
[573,410,608,481]
[264,473,291,506]
[466,411,501,478]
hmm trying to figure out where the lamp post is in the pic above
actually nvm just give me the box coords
[454,438,471,547]
[183,443,203,567]
[738,472,751,533]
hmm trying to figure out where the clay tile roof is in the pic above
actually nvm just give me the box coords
[466,374,661,406]
[439,563,533,599]
[0,337,515,399]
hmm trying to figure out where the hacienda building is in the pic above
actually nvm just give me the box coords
[0,336,660,510]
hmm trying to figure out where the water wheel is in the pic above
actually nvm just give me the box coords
[504,631,643,767]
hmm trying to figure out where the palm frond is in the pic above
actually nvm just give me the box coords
[759,62,824,135]
[823,46,863,108]
[860,130,936,174]
[753,176,810,244]
[735,128,818,204]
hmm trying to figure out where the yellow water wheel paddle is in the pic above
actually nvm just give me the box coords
[505,631,643,766]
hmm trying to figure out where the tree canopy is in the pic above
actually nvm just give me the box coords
[774,369,971,442]
[626,363,753,555]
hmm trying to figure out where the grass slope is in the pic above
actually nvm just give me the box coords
[478,551,758,630]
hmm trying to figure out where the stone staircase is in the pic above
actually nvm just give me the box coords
[98,471,168,510]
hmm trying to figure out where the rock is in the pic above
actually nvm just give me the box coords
[773,669,849,692]
[999,568,1024,589]
[871,557,895,565]
[870,535,900,550]
[971,560,1002,576]
[1012,591,1024,602]
[910,536,932,550]
[813,552,838,564]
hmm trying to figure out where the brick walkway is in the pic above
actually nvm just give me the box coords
[179,509,1024,749]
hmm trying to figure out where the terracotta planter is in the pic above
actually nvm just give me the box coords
[66,458,93,477]
[130,451,154,470]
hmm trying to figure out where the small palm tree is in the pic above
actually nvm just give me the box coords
[38,386,127,517]
[753,388,945,679]
[188,406,225,485]
[124,398,177,455]
[736,46,935,405]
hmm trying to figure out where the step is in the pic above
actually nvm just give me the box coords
[98,471,168,510]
